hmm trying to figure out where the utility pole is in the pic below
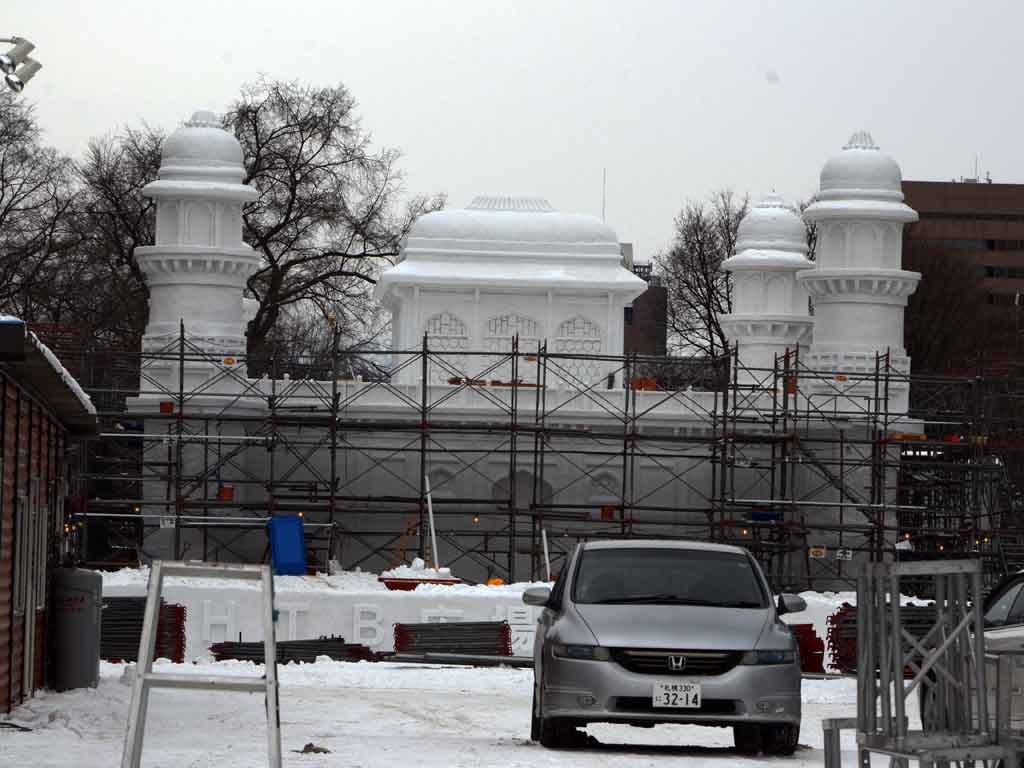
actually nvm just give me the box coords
[601,168,607,222]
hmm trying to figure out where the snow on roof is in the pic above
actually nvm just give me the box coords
[0,312,96,420]
[27,329,97,417]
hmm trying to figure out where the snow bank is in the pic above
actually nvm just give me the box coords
[380,557,455,580]
[102,565,387,593]
[102,566,543,661]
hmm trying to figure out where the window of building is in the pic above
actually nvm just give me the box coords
[624,306,634,325]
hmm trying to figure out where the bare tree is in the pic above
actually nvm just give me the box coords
[225,78,445,356]
[655,190,748,357]
[69,126,164,347]
[0,93,78,319]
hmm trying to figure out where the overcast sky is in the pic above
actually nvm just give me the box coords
[11,1,1023,259]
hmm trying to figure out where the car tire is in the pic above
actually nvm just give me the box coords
[734,724,761,755]
[539,716,577,749]
[761,723,799,756]
[530,685,541,742]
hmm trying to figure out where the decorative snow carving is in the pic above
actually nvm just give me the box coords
[554,316,602,384]
[482,314,541,383]
[423,312,469,383]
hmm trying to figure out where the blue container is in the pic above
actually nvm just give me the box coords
[267,515,306,575]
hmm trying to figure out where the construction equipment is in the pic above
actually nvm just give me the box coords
[120,561,281,768]
[393,621,512,656]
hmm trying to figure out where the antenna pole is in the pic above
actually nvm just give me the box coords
[602,168,606,222]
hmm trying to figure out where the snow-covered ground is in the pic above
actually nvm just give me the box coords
[0,659,910,767]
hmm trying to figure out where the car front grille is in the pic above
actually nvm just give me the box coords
[614,697,737,715]
[611,649,742,676]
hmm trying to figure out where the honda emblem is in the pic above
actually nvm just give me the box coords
[668,655,686,672]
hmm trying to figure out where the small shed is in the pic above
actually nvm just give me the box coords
[0,316,97,713]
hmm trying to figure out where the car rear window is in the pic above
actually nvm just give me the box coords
[572,548,767,607]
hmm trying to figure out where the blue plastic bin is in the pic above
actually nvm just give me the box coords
[267,515,306,575]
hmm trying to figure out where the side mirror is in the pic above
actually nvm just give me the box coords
[777,593,806,616]
[522,586,552,607]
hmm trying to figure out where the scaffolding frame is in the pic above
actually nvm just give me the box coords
[42,325,1024,590]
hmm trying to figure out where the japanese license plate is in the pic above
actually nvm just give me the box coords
[653,680,702,708]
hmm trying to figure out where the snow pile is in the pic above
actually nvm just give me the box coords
[414,579,551,595]
[101,565,388,594]
[380,557,456,581]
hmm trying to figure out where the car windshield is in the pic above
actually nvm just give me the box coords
[572,547,767,607]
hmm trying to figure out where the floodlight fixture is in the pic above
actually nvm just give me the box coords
[0,37,34,75]
[5,57,41,93]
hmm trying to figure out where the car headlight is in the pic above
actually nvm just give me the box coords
[552,643,611,661]
[741,650,796,665]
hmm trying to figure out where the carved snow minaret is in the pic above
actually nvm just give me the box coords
[720,193,814,384]
[798,131,920,411]
[134,110,260,393]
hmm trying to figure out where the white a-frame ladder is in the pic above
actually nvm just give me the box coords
[121,561,282,768]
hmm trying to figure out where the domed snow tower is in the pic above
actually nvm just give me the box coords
[134,110,260,393]
[720,193,814,383]
[798,132,920,409]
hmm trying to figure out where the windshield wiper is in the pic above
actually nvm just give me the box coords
[591,595,762,607]
[593,595,713,605]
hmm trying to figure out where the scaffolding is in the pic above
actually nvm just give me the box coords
[41,325,1024,591]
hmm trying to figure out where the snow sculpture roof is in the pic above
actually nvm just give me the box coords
[375,196,646,299]
[406,196,619,247]
[465,196,554,212]
[818,131,903,201]
[804,131,917,223]
[159,110,246,184]
[724,193,810,270]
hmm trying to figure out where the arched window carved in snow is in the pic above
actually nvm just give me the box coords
[481,314,541,383]
[423,311,469,383]
[553,316,603,385]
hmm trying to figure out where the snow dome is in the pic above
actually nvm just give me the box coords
[725,192,809,267]
[394,196,624,267]
[815,131,904,203]
[158,110,247,184]
[377,194,643,299]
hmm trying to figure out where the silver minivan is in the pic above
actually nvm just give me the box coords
[523,540,806,754]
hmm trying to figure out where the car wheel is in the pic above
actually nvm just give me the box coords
[734,724,761,755]
[539,716,576,749]
[761,723,799,756]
